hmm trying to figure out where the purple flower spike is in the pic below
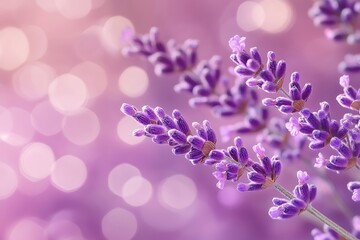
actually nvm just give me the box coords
[337,75,360,111]
[229,35,246,53]
[269,171,317,220]
[121,103,137,116]
[348,181,360,202]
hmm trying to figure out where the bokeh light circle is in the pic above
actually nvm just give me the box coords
[259,0,293,33]
[158,174,197,210]
[35,0,57,12]
[236,1,265,32]
[55,0,92,19]
[0,106,13,136]
[23,26,48,61]
[101,208,137,240]
[62,108,100,145]
[51,155,87,192]
[19,142,55,181]
[0,27,29,71]
[71,61,107,99]
[119,66,149,97]
[108,163,141,197]
[0,162,18,200]
[48,74,88,113]
[117,117,144,145]
[101,16,134,51]
[0,0,24,10]
[12,62,55,101]
[31,100,63,136]
[7,218,46,240]
[1,108,34,146]
[122,176,153,207]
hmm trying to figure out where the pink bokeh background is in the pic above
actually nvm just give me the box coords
[0,0,359,239]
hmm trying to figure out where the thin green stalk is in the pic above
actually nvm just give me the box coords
[274,183,356,240]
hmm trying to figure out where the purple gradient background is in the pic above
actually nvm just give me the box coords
[0,0,359,239]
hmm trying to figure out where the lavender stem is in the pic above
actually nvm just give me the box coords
[274,182,356,240]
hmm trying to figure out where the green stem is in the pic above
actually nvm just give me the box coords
[274,183,356,240]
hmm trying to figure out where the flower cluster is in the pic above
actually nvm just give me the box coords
[269,171,317,219]
[122,27,198,75]
[309,0,360,43]
[121,103,281,190]
[122,26,360,239]
[312,216,360,239]
[229,36,287,93]
[229,36,313,114]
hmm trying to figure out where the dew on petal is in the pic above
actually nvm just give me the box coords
[62,108,100,145]
[0,27,29,71]
[51,155,87,192]
[101,208,137,240]
[119,66,149,98]
[48,74,88,113]
[19,142,55,181]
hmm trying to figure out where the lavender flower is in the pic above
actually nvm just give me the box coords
[123,27,198,75]
[337,75,360,111]
[262,72,312,113]
[309,0,360,43]
[236,143,281,192]
[347,181,360,201]
[269,171,317,219]
[339,54,360,73]
[312,216,360,239]
[259,118,307,161]
[229,36,287,93]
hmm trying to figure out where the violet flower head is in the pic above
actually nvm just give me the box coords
[229,35,246,53]
[237,143,281,192]
[186,120,218,165]
[347,181,360,202]
[120,103,192,154]
[309,0,360,43]
[312,216,360,240]
[210,136,252,189]
[269,171,317,220]
[122,27,198,75]
[262,72,312,113]
[339,54,360,73]
[336,75,360,111]
[259,118,306,161]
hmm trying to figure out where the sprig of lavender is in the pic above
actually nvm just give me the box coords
[123,28,270,142]
[120,103,357,240]
[309,0,360,73]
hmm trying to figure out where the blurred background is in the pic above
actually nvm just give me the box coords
[0,0,359,239]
